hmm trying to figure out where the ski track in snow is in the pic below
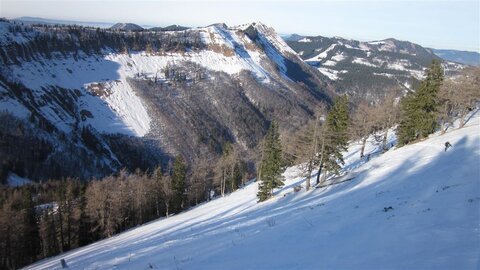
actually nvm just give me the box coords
[24,111,480,270]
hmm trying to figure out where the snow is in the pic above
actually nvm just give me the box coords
[306,44,336,62]
[249,22,297,55]
[373,72,395,78]
[0,83,31,119]
[298,38,311,43]
[4,53,151,136]
[331,53,346,62]
[352,57,377,67]
[322,60,337,66]
[7,173,34,187]
[369,40,397,52]
[317,67,340,80]
[387,62,407,71]
[359,42,371,51]
[85,78,151,136]
[0,22,38,45]
[36,202,59,213]
[26,111,480,270]
[368,40,387,45]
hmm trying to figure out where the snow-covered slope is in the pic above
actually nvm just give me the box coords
[25,112,480,270]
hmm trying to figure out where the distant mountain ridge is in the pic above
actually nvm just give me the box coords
[110,22,144,31]
[284,34,463,103]
[431,49,480,67]
[150,25,190,32]
[13,16,114,28]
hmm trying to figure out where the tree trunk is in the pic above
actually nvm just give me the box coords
[66,205,71,251]
[360,136,367,158]
[58,206,65,252]
[307,116,320,191]
[315,135,326,185]
[221,168,226,197]
[459,108,468,128]
[321,169,327,183]
[382,129,389,153]
[230,164,235,192]
[440,124,447,135]
[306,160,312,191]
[315,162,323,186]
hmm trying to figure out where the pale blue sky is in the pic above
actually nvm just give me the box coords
[1,0,479,52]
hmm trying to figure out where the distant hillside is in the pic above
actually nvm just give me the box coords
[14,16,113,28]
[285,35,463,103]
[110,23,144,31]
[149,25,190,32]
[432,49,480,67]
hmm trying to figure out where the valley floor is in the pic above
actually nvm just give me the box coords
[25,112,480,270]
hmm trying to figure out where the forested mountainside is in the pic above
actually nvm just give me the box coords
[0,19,334,184]
[284,34,464,103]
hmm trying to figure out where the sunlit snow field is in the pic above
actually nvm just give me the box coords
[25,111,480,270]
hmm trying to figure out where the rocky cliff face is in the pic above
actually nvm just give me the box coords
[0,20,333,183]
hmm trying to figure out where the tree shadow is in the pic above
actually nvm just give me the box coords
[25,119,480,269]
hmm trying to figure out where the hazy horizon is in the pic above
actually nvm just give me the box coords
[1,0,479,52]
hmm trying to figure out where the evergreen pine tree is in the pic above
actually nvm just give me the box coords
[232,163,243,191]
[257,121,284,202]
[152,166,163,218]
[171,156,187,212]
[316,95,350,184]
[398,60,443,145]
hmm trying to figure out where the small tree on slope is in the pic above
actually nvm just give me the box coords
[257,121,285,202]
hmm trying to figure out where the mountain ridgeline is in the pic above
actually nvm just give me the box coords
[284,34,464,104]
[431,48,480,67]
[0,19,334,183]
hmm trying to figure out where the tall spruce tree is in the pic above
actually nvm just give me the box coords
[316,95,350,184]
[257,121,284,202]
[171,156,187,212]
[398,60,443,145]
